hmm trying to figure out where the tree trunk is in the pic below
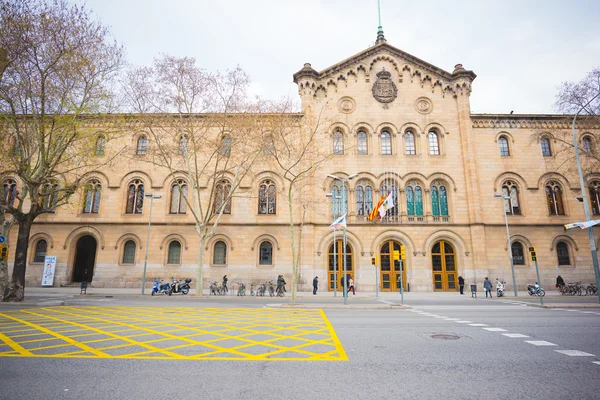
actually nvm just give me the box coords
[4,217,32,302]
[0,218,14,299]
[195,236,205,296]
[288,187,298,306]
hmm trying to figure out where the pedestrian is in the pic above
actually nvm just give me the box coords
[556,275,565,288]
[222,275,228,293]
[483,277,492,298]
[458,275,465,295]
[347,277,355,295]
[313,276,318,295]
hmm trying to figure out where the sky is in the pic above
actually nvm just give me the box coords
[79,0,600,114]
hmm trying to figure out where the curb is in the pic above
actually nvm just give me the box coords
[266,303,411,309]
[526,303,600,309]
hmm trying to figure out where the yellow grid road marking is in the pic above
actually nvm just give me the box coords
[0,307,347,361]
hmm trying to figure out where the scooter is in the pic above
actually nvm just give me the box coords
[151,279,172,296]
[527,282,545,297]
[496,281,506,297]
[171,278,191,295]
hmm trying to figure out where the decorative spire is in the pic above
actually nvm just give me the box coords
[376,0,386,44]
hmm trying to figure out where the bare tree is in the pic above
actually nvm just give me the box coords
[0,0,124,301]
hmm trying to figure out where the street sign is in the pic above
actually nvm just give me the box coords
[0,235,5,243]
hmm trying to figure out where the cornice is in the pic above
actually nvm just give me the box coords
[471,114,600,130]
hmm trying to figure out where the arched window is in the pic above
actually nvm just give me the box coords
[83,180,102,213]
[431,181,448,216]
[33,239,47,263]
[356,181,373,217]
[170,180,187,214]
[213,241,227,265]
[556,241,570,265]
[178,136,188,155]
[333,131,344,155]
[126,180,144,214]
[95,136,105,156]
[428,131,440,155]
[331,182,348,218]
[41,183,59,211]
[502,181,520,215]
[498,136,510,156]
[258,180,276,214]
[220,136,232,156]
[589,181,600,215]
[380,180,399,219]
[2,179,17,207]
[405,131,416,155]
[381,131,392,155]
[582,136,593,154]
[259,241,273,265]
[136,136,147,155]
[406,181,423,216]
[214,180,231,214]
[541,137,552,157]
[511,242,525,265]
[357,131,367,155]
[546,181,565,215]
[167,241,182,264]
[122,240,136,264]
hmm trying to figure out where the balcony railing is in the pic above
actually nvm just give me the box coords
[348,214,451,224]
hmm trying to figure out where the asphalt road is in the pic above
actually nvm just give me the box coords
[1,296,599,400]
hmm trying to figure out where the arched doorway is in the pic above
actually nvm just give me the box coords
[327,240,354,291]
[380,240,407,292]
[431,240,457,291]
[72,235,97,282]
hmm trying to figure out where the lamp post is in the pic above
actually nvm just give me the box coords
[571,91,600,303]
[494,193,518,297]
[328,174,358,305]
[141,193,161,295]
[326,193,342,297]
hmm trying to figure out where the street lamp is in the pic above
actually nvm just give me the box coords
[494,193,518,296]
[327,174,358,305]
[326,192,342,297]
[571,91,600,303]
[141,193,161,295]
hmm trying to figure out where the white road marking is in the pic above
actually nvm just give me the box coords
[468,323,488,327]
[502,333,529,338]
[525,340,557,346]
[443,318,460,321]
[592,361,600,366]
[554,350,595,357]
[483,327,507,332]
[580,311,596,314]
[455,321,472,323]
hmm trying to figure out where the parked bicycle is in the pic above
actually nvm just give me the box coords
[237,282,246,296]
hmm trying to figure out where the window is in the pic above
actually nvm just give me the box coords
[582,136,593,154]
[511,242,525,265]
[136,136,147,155]
[556,241,570,265]
[213,241,227,265]
[220,136,232,156]
[83,180,102,213]
[122,240,136,264]
[498,136,510,156]
[2,179,17,207]
[405,131,416,155]
[333,131,344,155]
[178,136,188,155]
[214,180,231,214]
[502,181,520,215]
[589,181,600,215]
[431,181,448,216]
[41,183,59,211]
[167,241,182,264]
[259,241,273,265]
[95,136,105,156]
[541,138,552,157]
[258,180,276,214]
[33,239,47,263]
[263,136,275,155]
[357,131,368,155]
[406,181,423,216]
[331,182,348,218]
[381,131,392,155]
[170,180,187,214]
[546,181,565,215]
[126,180,144,214]
[380,180,399,218]
[428,131,440,155]
[356,181,373,217]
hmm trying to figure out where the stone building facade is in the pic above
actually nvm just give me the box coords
[5,38,600,292]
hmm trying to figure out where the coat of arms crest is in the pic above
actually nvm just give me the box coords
[372,69,397,104]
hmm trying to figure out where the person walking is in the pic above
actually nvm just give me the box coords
[458,275,465,295]
[222,275,228,293]
[313,276,319,295]
[483,277,492,298]
[347,277,355,295]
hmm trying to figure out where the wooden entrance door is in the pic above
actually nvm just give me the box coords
[431,240,457,291]
[328,240,354,291]
[380,240,407,292]
[73,235,97,282]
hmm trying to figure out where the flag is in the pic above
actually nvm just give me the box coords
[564,220,600,231]
[379,191,395,218]
[368,194,386,221]
[330,214,347,229]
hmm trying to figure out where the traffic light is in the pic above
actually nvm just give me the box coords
[528,246,537,261]
[400,246,406,260]
[0,246,8,261]
[371,257,376,265]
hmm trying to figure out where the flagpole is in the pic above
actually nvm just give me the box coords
[333,227,337,297]
[343,223,348,305]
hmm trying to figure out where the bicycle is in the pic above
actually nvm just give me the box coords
[237,282,246,296]
[256,283,266,297]
[210,281,219,295]
[586,283,597,296]
[268,281,275,297]
[276,284,286,297]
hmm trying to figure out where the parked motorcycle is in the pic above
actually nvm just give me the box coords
[496,280,506,297]
[527,282,545,297]
[171,278,191,295]
[151,279,172,296]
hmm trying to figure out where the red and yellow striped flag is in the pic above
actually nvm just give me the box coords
[368,194,386,221]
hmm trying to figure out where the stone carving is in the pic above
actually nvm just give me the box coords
[372,69,397,104]
[415,97,433,114]
[338,96,356,114]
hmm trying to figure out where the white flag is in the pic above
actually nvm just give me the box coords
[330,214,347,229]
[379,192,394,218]
[564,219,600,231]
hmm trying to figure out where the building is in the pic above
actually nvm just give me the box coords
[5,33,600,292]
